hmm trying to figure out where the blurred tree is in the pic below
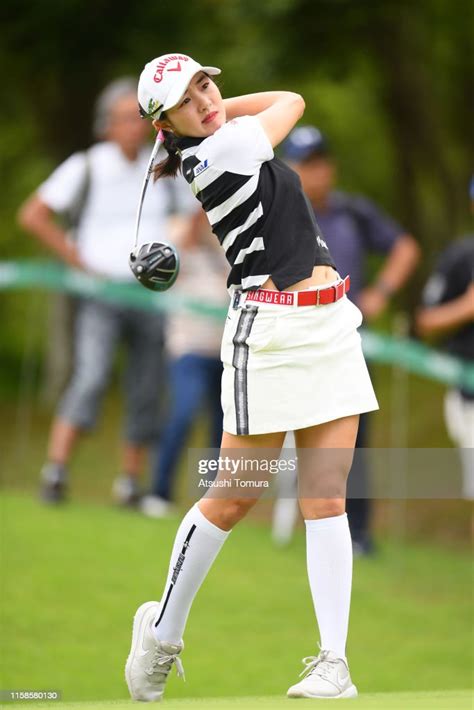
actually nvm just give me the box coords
[1,0,470,231]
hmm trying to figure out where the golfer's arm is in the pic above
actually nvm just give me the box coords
[224,91,305,147]
[224,92,299,119]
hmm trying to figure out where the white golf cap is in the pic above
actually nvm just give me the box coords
[138,53,221,119]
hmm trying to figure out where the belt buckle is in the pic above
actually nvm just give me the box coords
[331,281,342,302]
[232,291,242,310]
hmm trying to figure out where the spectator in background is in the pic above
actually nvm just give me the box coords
[416,234,474,500]
[17,78,188,505]
[280,126,420,554]
[141,213,228,518]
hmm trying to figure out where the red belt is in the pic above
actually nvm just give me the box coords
[245,275,350,307]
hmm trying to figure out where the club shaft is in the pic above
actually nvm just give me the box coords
[133,137,162,249]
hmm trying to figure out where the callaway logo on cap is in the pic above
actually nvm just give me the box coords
[138,53,221,119]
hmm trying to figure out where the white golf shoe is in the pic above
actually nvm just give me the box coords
[140,495,176,519]
[287,649,357,699]
[125,601,184,701]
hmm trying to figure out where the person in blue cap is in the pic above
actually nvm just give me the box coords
[281,126,420,555]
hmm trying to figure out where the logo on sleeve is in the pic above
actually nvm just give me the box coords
[316,235,328,250]
[193,159,210,177]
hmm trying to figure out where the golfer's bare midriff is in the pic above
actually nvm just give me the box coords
[261,265,339,292]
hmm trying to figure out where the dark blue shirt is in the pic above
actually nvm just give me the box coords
[313,191,404,302]
[421,236,474,364]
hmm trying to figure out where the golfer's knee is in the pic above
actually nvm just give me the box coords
[199,497,257,531]
[298,497,346,520]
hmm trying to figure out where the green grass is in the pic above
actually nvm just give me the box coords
[1,691,473,709]
[1,493,472,707]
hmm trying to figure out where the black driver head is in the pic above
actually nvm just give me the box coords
[129,241,180,292]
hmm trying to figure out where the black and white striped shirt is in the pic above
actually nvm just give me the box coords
[178,115,335,292]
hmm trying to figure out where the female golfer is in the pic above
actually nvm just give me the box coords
[125,53,378,701]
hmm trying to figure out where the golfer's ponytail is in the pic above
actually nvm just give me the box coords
[153,130,182,180]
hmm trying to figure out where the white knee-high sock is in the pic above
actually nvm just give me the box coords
[305,513,353,659]
[153,503,230,644]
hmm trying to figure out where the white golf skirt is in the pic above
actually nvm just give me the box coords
[220,291,378,436]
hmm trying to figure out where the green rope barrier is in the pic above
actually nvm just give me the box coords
[361,330,474,392]
[1,260,473,392]
[0,260,226,320]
